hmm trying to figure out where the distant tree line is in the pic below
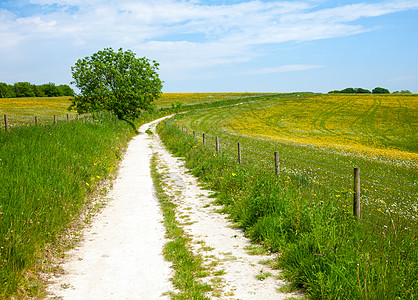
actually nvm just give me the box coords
[0,82,75,98]
[329,87,412,94]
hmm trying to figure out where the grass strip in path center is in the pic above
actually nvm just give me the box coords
[150,153,212,300]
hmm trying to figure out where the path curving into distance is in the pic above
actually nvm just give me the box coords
[47,118,173,299]
[47,116,301,299]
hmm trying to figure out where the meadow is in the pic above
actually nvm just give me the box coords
[163,93,417,299]
[0,93,271,298]
[1,92,416,299]
[171,93,417,224]
[0,93,270,128]
[0,113,137,298]
[156,92,272,108]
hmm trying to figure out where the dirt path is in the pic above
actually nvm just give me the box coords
[47,118,300,299]
[46,118,173,299]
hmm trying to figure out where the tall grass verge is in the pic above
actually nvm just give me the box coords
[157,122,417,300]
[0,113,134,298]
[0,95,263,298]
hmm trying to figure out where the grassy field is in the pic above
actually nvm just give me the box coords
[0,93,271,298]
[156,92,274,108]
[1,93,416,298]
[0,113,136,298]
[0,96,78,127]
[164,93,417,299]
[224,93,417,161]
[0,93,271,128]
[171,93,417,224]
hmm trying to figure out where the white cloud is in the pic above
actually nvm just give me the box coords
[282,0,418,23]
[4,1,417,50]
[245,64,324,75]
[1,0,418,85]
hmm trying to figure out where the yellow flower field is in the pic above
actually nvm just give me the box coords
[223,94,418,163]
[0,93,271,127]
[155,92,273,107]
[0,96,76,126]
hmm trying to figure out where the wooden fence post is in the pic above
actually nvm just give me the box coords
[216,137,219,153]
[353,167,361,218]
[54,115,57,124]
[203,133,205,145]
[76,114,79,121]
[67,114,70,122]
[4,115,9,131]
[238,142,241,164]
[274,151,280,177]
[35,116,38,125]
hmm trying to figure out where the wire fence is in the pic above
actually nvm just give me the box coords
[174,125,417,235]
[2,113,89,130]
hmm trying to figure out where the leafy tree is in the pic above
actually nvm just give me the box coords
[40,82,62,97]
[340,87,356,93]
[59,84,75,96]
[393,90,412,94]
[354,88,371,94]
[372,87,390,94]
[13,82,35,97]
[0,83,16,98]
[329,87,371,94]
[32,84,46,97]
[70,47,163,131]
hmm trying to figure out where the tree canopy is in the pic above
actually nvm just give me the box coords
[372,87,390,94]
[70,47,163,130]
[328,87,371,94]
[329,87,395,94]
[0,82,74,98]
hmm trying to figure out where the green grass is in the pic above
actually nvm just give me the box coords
[157,120,417,299]
[0,96,78,127]
[0,113,135,298]
[2,92,416,299]
[170,93,417,233]
[150,153,212,300]
[0,93,276,298]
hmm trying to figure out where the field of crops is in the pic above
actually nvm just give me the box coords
[171,93,417,230]
[161,92,417,299]
[0,93,271,128]
[225,93,417,162]
[0,96,77,127]
[1,92,416,298]
[156,92,272,108]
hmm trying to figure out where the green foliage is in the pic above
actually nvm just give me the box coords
[372,87,390,94]
[157,121,417,300]
[171,100,184,112]
[393,90,412,94]
[0,83,16,98]
[39,83,61,97]
[329,87,371,94]
[59,84,75,96]
[340,87,356,93]
[0,82,74,98]
[13,82,35,97]
[150,155,212,300]
[354,88,371,94]
[70,47,163,128]
[0,113,134,297]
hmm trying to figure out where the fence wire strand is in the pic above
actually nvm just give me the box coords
[169,123,417,233]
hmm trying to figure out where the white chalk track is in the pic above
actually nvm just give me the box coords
[47,117,301,299]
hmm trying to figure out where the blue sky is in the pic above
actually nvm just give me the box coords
[0,0,417,93]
